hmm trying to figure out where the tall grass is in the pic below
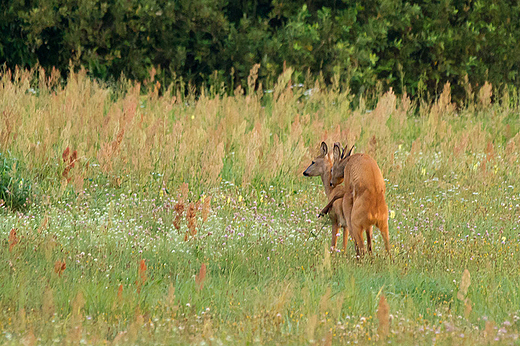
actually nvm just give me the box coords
[1,66,520,344]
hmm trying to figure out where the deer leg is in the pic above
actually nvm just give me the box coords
[366,226,374,255]
[331,222,339,251]
[320,187,346,216]
[342,227,349,253]
[377,219,392,258]
[320,196,342,217]
[349,198,368,259]
[351,223,365,258]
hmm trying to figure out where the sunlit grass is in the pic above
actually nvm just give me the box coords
[1,67,520,344]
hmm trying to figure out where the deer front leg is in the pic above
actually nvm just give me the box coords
[319,188,345,217]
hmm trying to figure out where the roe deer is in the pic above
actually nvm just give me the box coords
[303,142,349,251]
[320,143,390,258]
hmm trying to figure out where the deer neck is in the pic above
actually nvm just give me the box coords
[321,170,334,197]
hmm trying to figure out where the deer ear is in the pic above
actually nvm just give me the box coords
[320,142,328,156]
[340,143,348,159]
[346,145,355,157]
[333,143,341,161]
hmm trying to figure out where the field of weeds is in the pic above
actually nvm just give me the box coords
[1,68,520,345]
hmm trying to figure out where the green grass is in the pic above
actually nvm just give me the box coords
[1,69,520,344]
[1,176,519,344]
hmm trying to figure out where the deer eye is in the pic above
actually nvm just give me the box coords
[312,161,315,165]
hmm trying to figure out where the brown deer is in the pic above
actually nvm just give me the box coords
[303,142,350,252]
[320,143,390,258]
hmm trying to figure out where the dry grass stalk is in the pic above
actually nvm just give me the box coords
[72,291,85,318]
[321,242,331,274]
[464,298,472,319]
[463,74,474,106]
[306,314,318,342]
[180,183,189,201]
[43,234,57,261]
[97,125,125,174]
[42,286,55,320]
[454,133,469,157]
[478,81,493,108]
[14,308,26,333]
[319,287,331,315]
[367,135,378,160]
[202,196,211,223]
[377,294,390,339]
[323,331,333,346]
[37,216,49,234]
[395,92,412,127]
[457,269,471,301]
[166,283,178,313]
[66,291,85,343]
[0,109,14,150]
[73,173,85,193]
[127,312,145,344]
[484,320,495,342]
[438,82,455,114]
[21,328,37,346]
[406,138,421,166]
[203,141,225,185]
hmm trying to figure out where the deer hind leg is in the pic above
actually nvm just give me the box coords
[342,227,349,253]
[366,225,374,255]
[349,195,370,258]
[349,212,365,258]
[377,219,391,258]
[351,223,365,258]
[331,222,339,251]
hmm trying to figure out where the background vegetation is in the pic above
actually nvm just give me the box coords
[2,0,520,100]
[1,67,520,344]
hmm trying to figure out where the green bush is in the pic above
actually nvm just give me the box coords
[2,0,520,100]
[0,153,31,211]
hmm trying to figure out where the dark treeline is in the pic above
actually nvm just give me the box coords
[1,0,520,100]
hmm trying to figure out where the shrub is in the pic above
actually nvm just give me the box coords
[3,0,520,101]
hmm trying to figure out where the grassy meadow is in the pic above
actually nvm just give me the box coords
[1,67,520,345]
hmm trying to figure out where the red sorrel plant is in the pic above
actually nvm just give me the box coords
[136,259,147,293]
[195,263,207,291]
[54,259,66,277]
[8,228,18,252]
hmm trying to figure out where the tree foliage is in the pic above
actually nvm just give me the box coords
[1,0,520,99]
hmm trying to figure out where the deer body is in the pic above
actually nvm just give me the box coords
[322,146,390,257]
[303,142,349,251]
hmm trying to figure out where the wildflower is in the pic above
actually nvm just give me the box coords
[389,210,396,219]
